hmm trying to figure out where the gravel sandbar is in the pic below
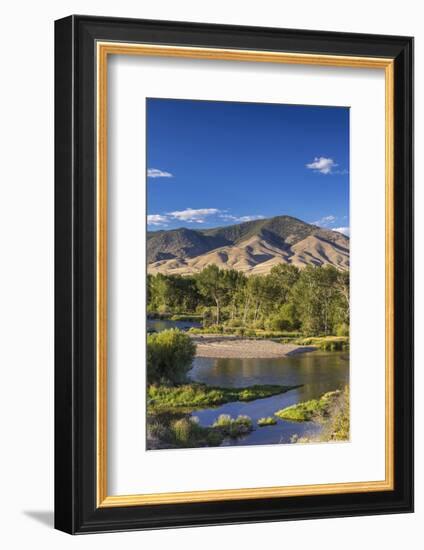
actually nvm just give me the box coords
[190,335,316,359]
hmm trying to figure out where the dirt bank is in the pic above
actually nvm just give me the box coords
[190,335,316,359]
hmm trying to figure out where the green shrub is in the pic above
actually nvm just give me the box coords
[288,387,350,444]
[170,314,203,322]
[172,417,193,444]
[147,413,225,449]
[187,327,203,334]
[276,399,322,421]
[275,390,341,422]
[319,386,350,441]
[319,339,348,351]
[265,314,292,332]
[264,303,300,332]
[212,414,253,437]
[206,430,225,446]
[146,417,168,440]
[171,416,215,446]
[335,323,350,337]
[213,414,232,427]
[148,383,296,410]
[225,318,242,328]
[147,329,196,384]
[235,414,252,427]
[290,335,349,351]
[257,417,277,427]
[195,324,225,334]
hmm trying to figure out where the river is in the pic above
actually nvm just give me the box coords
[147,318,349,447]
[147,318,201,332]
[188,352,349,446]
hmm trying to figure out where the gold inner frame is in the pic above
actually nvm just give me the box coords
[96,42,395,508]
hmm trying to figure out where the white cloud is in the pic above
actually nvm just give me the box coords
[219,214,265,223]
[147,214,169,226]
[149,209,266,227]
[333,226,350,236]
[167,208,221,224]
[313,216,349,236]
[306,157,337,175]
[313,215,336,227]
[147,168,173,178]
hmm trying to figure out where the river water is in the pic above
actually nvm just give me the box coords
[188,352,349,446]
[147,318,201,332]
[147,318,349,447]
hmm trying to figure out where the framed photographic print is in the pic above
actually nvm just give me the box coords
[54,15,414,534]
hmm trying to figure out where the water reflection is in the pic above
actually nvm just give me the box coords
[189,351,349,446]
[147,318,201,332]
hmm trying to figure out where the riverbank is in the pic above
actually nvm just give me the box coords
[148,382,299,411]
[147,382,299,450]
[275,390,342,421]
[190,334,317,358]
[275,387,350,443]
[147,351,349,449]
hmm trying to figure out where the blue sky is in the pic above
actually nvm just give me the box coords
[147,98,349,235]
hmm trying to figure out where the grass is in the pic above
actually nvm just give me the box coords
[275,390,342,422]
[188,327,348,349]
[251,329,302,339]
[188,326,301,339]
[147,387,350,449]
[147,412,254,449]
[289,387,350,443]
[280,336,349,351]
[147,413,224,449]
[212,414,253,437]
[147,312,203,322]
[169,314,203,322]
[148,383,299,412]
[318,386,350,441]
[257,417,277,427]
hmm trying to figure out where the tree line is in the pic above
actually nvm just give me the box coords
[147,264,349,336]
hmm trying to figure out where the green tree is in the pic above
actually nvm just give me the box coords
[335,269,350,325]
[292,265,340,335]
[196,265,229,324]
[148,273,173,312]
[268,264,300,306]
[265,302,300,331]
[243,275,265,323]
[147,263,349,338]
[222,269,246,321]
[147,274,201,314]
[147,329,196,384]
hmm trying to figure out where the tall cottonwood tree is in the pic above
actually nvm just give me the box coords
[195,265,228,324]
[147,264,349,336]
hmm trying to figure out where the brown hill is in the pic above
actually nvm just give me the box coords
[147,215,349,275]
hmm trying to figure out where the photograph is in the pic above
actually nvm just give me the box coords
[52,12,413,535]
[146,98,350,451]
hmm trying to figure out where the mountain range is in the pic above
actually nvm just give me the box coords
[147,215,349,276]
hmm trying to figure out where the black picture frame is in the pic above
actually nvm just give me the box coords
[55,15,414,534]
